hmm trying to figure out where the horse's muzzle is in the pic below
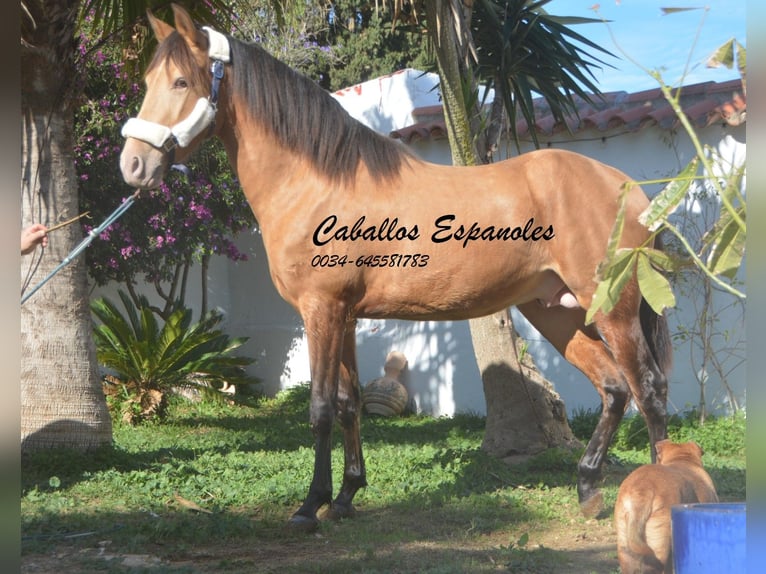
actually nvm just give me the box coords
[119,141,167,190]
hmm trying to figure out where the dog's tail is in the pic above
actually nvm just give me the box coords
[615,501,665,574]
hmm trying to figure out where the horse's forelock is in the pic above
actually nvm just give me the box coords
[146,32,209,94]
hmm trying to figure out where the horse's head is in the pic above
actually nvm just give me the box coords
[120,4,229,189]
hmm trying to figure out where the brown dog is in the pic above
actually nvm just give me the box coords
[614,439,718,573]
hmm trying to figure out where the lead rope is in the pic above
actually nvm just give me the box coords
[21,189,141,305]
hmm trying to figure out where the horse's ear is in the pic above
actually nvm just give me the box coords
[146,10,174,42]
[171,3,208,54]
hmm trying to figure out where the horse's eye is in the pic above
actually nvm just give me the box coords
[174,78,188,89]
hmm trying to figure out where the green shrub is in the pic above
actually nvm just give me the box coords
[667,409,746,458]
[569,406,745,459]
[92,290,258,423]
[567,405,601,442]
[612,414,651,451]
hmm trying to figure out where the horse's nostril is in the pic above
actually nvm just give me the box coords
[130,156,143,177]
[121,153,145,184]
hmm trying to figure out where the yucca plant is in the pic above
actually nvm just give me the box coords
[91,290,258,423]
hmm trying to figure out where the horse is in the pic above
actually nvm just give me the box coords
[119,4,671,530]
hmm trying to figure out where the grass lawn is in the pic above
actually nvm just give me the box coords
[21,386,746,573]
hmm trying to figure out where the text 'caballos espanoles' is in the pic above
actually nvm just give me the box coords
[312,214,555,249]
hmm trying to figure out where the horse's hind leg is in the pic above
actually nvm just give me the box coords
[326,318,367,520]
[601,294,670,462]
[517,302,631,517]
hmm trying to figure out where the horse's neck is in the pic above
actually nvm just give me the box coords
[217,112,332,224]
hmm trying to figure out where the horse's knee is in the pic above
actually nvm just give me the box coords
[309,399,335,436]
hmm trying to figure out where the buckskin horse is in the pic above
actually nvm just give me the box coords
[119,4,671,530]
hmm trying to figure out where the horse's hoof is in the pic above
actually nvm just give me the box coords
[287,512,320,532]
[323,503,356,521]
[579,490,604,518]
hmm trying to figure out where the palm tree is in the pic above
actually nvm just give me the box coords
[419,0,613,457]
[20,0,238,452]
[21,0,112,451]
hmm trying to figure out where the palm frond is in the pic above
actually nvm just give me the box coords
[76,0,246,76]
[91,292,257,411]
[472,0,615,151]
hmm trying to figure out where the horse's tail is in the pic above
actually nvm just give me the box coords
[639,236,673,377]
[640,299,673,376]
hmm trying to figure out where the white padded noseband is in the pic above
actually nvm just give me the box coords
[122,97,216,149]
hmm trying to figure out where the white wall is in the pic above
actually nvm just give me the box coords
[394,124,747,416]
[93,71,746,418]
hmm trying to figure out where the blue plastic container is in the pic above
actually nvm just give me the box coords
[671,502,746,574]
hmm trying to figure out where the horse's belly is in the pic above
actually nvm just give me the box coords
[355,274,534,320]
[354,267,581,321]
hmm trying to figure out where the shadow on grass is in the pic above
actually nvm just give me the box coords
[21,501,620,574]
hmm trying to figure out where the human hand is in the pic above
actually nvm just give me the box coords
[21,223,49,255]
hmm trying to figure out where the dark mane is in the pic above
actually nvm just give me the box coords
[228,38,414,184]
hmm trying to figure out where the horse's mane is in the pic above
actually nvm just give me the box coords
[228,38,414,184]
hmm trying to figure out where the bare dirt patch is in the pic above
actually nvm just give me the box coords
[22,510,620,573]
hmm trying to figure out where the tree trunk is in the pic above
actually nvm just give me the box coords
[471,311,579,459]
[424,0,577,457]
[423,0,480,167]
[20,0,112,452]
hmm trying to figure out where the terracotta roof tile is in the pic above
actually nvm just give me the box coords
[391,79,746,143]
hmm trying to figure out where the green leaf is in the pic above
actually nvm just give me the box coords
[517,532,529,548]
[638,157,699,231]
[595,183,631,279]
[586,249,637,324]
[719,163,746,223]
[643,246,679,274]
[736,40,746,77]
[706,38,736,69]
[636,252,676,315]
[705,207,746,279]
[586,280,611,325]
[660,7,702,15]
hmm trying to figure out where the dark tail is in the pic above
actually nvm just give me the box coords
[639,235,673,376]
[640,299,673,376]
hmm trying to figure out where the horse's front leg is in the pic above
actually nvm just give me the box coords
[288,307,346,531]
[326,319,367,520]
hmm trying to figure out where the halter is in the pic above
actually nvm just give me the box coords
[121,26,230,157]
